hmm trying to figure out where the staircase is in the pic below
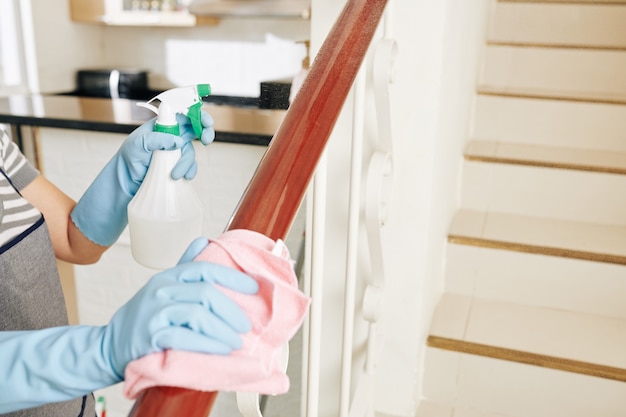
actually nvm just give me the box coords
[420,1,626,415]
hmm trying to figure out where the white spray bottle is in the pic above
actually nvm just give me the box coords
[127,84,211,270]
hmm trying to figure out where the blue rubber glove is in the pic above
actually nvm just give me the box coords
[71,111,215,246]
[0,237,257,413]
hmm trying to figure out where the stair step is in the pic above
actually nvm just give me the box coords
[480,45,626,104]
[449,209,626,264]
[473,94,626,151]
[428,293,626,382]
[422,346,626,417]
[465,140,626,175]
[460,160,626,226]
[446,243,626,319]
[490,2,626,49]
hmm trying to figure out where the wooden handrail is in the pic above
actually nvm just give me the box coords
[128,0,388,415]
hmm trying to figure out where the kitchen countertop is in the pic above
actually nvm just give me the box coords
[0,94,287,146]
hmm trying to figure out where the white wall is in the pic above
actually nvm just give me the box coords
[306,0,490,416]
[27,0,310,94]
[28,0,104,93]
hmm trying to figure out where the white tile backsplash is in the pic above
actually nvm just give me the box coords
[165,34,307,96]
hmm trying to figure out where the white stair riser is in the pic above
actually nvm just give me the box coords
[460,160,626,225]
[423,347,626,417]
[445,243,626,319]
[490,3,626,48]
[416,400,508,417]
[480,45,626,101]
[473,95,626,151]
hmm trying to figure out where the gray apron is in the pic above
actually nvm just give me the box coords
[0,174,96,417]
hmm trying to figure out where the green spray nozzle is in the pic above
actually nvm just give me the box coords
[137,84,212,138]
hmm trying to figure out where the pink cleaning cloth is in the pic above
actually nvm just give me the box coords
[123,229,311,399]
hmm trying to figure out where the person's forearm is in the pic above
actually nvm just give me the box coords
[21,175,107,264]
[67,216,108,264]
[0,326,118,413]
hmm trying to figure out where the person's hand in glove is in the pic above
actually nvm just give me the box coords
[71,111,215,248]
[105,237,254,379]
[0,237,258,413]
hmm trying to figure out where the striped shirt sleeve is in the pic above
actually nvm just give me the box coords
[0,129,39,190]
[0,129,41,247]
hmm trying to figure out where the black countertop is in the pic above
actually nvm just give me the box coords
[0,94,286,146]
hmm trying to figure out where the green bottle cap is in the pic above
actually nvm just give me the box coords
[154,123,180,135]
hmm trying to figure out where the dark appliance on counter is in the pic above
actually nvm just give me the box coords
[259,78,292,110]
[74,68,151,100]
[62,68,291,110]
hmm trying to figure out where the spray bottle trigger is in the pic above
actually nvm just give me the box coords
[137,101,159,116]
[188,101,204,139]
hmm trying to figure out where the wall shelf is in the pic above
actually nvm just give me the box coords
[69,0,218,27]
[70,0,310,26]
[188,0,311,19]
[102,10,196,26]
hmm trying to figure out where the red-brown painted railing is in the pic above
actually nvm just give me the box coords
[128,0,388,415]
